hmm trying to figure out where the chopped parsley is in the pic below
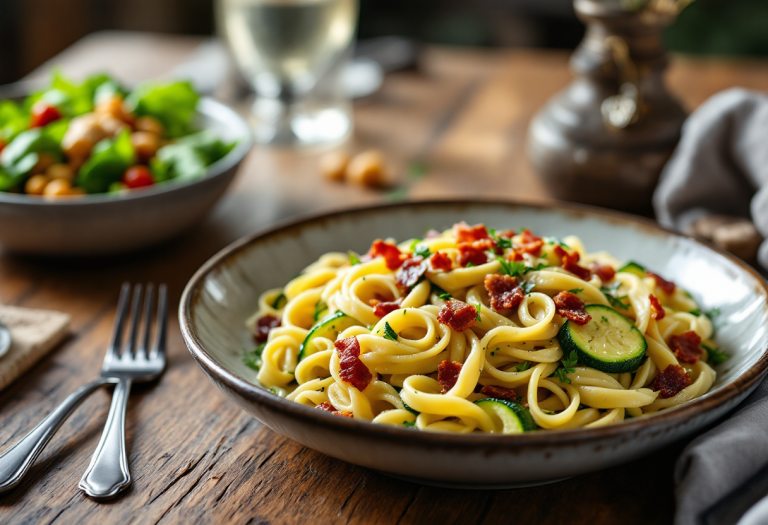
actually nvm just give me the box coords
[383,322,398,341]
[568,288,584,294]
[403,420,417,427]
[554,350,578,384]
[271,293,286,309]
[466,262,476,268]
[488,229,513,249]
[515,361,532,372]
[521,280,536,294]
[703,344,729,366]
[409,238,423,252]
[497,257,525,277]
[349,251,362,266]
[414,245,431,258]
[601,316,608,323]
[601,282,630,309]
[243,343,266,371]
[543,236,570,249]
[475,303,482,322]
[438,292,452,300]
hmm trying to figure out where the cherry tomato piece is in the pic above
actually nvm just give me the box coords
[0,139,5,155]
[30,102,62,128]
[122,165,155,189]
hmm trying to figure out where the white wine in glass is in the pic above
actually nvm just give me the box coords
[218,0,359,147]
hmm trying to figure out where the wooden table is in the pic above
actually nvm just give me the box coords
[2,31,768,525]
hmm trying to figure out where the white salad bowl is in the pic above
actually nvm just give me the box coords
[180,200,768,488]
[0,97,252,256]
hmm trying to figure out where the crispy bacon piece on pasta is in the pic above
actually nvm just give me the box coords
[425,229,442,239]
[647,271,676,295]
[670,331,703,364]
[368,239,407,270]
[554,246,592,281]
[429,252,453,272]
[254,314,281,342]
[592,263,616,282]
[454,221,490,244]
[553,291,591,325]
[437,360,462,393]
[335,336,372,391]
[457,240,492,267]
[333,410,354,418]
[480,385,518,400]
[396,256,427,289]
[484,274,524,311]
[372,299,402,317]
[315,402,336,412]
[654,365,692,398]
[649,294,665,320]
[437,300,478,332]
[515,229,544,257]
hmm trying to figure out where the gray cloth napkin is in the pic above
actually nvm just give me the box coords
[654,88,768,524]
[654,87,768,270]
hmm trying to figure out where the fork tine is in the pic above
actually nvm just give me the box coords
[123,284,143,358]
[151,284,168,359]
[106,283,132,361]
[137,283,155,359]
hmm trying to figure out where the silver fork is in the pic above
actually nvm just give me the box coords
[0,282,166,496]
[79,282,167,499]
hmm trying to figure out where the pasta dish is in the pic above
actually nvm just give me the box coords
[243,222,727,434]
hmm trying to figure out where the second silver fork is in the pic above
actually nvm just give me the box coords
[79,282,167,500]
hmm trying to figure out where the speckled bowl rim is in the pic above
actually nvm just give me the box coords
[0,97,253,206]
[180,199,768,449]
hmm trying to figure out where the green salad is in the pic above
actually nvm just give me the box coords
[0,72,236,198]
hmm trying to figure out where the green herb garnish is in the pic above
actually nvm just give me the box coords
[414,245,431,259]
[554,350,578,384]
[568,288,584,294]
[601,282,630,309]
[515,361,531,372]
[349,251,362,266]
[403,420,417,427]
[438,292,452,300]
[703,344,729,366]
[383,322,398,341]
[243,343,266,371]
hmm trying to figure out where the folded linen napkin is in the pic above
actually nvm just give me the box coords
[654,88,768,525]
[0,305,70,391]
[654,88,768,269]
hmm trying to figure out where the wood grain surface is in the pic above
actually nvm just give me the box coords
[2,31,768,525]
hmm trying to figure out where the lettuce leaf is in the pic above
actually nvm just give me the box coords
[25,71,118,118]
[0,100,30,142]
[152,131,235,182]
[0,128,64,190]
[125,81,199,138]
[76,130,135,193]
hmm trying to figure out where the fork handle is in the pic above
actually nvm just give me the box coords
[79,377,133,499]
[0,379,113,493]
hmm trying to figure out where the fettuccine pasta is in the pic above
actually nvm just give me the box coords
[243,222,727,434]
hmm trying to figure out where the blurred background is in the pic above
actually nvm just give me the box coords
[2,0,768,85]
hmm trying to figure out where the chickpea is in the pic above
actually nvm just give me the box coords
[43,179,73,197]
[346,150,386,187]
[25,174,51,195]
[62,114,105,158]
[319,151,350,182]
[130,131,160,163]
[31,153,55,175]
[95,114,128,137]
[135,116,164,137]
[47,163,75,182]
[95,95,132,124]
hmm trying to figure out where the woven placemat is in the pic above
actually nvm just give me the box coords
[0,305,71,391]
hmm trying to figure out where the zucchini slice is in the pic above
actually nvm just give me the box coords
[558,305,647,374]
[474,398,536,434]
[298,312,358,361]
[618,261,646,278]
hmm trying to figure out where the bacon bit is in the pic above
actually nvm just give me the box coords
[473,383,485,394]
[368,240,407,270]
[516,229,544,256]
[332,410,354,418]
[484,274,524,311]
[592,263,616,282]
[654,364,692,398]
[480,385,518,400]
[335,336,372,391]
[454,222,490,244]
[553,291,591,325]
[429,251,453,272]
[254,314,281,342]
[647,271,676,295]
[425,229,442,239]
[437,360,462,393]
[437,300,478,332]
[670,331,703,364]
[457,240,492,267]
[496,229,516,239]
[649,294,665,320]
[396,257,427,289]
[554,245,592,280]
[315,402,336,412]
[372,299,402,317]
[509,250,524,262]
